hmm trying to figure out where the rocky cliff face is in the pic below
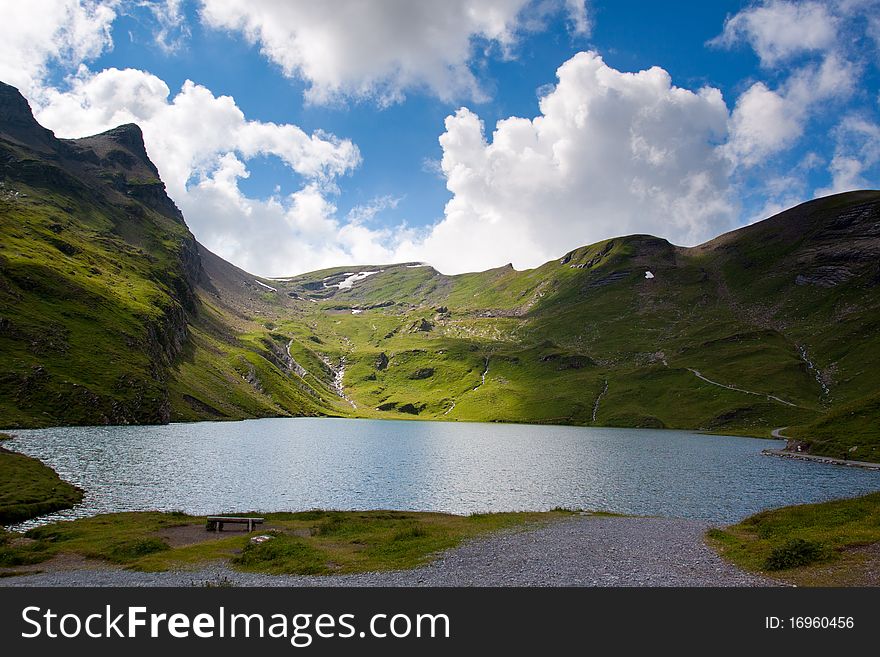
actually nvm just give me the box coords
[72,123,186,223]
[0,82,56,150]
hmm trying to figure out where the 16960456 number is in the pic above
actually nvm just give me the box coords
[790,617,854,629]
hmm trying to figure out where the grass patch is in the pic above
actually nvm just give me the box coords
[233,534,329,575]
[0,527,54,567]
[105,537,170,563]
[8,511,192,567]
[707,492,880,586]
[0,509,575,575]
[0,443,83,525]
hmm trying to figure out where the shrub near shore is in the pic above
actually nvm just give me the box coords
[708,492,880,586]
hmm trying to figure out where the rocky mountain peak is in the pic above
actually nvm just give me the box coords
[0,81,55,148]
[73,123,161,179]
[97,124,155,168]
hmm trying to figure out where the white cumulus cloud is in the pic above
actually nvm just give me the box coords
[198,0,590,105]
[403,52,735,273]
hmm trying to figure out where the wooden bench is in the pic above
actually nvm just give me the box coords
[206,516,264,532]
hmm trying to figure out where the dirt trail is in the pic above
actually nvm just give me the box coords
[686,368,798,408]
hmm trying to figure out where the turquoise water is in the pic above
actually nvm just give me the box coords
[6,417,879,527]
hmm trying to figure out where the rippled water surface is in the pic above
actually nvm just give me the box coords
[6,418,879,527]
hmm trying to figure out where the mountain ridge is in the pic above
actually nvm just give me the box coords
[1,81,879,461]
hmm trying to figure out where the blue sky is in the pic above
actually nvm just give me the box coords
[2,1,879,275]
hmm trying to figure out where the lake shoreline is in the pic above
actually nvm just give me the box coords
[0,434,83,525]
[762,449,880,471]
[3,413,779,439]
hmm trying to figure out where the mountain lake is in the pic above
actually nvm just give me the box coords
[4,417,879,529]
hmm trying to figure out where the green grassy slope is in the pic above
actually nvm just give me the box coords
[263,194,878,459]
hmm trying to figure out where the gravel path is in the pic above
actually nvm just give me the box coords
[686,368,798,408]
[1,515,778,587]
